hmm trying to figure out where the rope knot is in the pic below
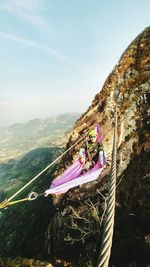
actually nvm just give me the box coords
[28,191,38,201]
[0,199,9,209]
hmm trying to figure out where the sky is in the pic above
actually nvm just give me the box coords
[0,0,150,126]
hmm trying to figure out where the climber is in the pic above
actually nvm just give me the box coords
[44,125,106,196]
[79,129,106,174]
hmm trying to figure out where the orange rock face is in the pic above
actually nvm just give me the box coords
[46,27,150,267]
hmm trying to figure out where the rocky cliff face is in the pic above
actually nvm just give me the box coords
[45,27,150,266]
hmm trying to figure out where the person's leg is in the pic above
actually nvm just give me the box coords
[99,150,106,168]
[80,161,94,174]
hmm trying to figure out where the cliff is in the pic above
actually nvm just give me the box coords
[45,27,150,267]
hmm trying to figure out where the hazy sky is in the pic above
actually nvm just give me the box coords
[0,0,150,126]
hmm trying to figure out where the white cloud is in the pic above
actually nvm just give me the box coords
[0,102,9,106]
[0,0,49,30]
[0,31,73,62]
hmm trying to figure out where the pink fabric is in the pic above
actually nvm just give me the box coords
[95,124,102,142]
[45,164,102,195]
[45,159,102,195]
[50,160,83,188]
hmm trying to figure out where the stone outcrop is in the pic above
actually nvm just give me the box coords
[45,27,150,266]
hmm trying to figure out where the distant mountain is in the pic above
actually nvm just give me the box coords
[0,146,63,258]
[0,113,80,162]
[0,146,64,199]
[0,113,79,260]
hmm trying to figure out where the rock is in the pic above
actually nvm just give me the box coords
[45,27,150,266]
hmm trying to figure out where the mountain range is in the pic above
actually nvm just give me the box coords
[0,113,80,162]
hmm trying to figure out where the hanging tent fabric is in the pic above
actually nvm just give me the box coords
[45,124,105,196]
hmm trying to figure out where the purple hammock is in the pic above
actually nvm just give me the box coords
[45,124,104,196]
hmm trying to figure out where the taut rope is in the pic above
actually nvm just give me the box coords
[97,105,117,267]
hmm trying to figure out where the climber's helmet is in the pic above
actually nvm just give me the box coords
[89,130,97,141]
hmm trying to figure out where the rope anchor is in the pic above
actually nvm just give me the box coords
[0,191,39,209]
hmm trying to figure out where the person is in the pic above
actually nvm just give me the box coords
[79,129,105,174]
[44,126,106,198]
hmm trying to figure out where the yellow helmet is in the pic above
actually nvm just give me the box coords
[89,129,97,137]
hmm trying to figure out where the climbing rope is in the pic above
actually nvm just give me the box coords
[0,124,96,209]
[97,105,117,267]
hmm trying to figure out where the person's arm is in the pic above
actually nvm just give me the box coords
[79,142,86,164]
[98,143,106,168]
